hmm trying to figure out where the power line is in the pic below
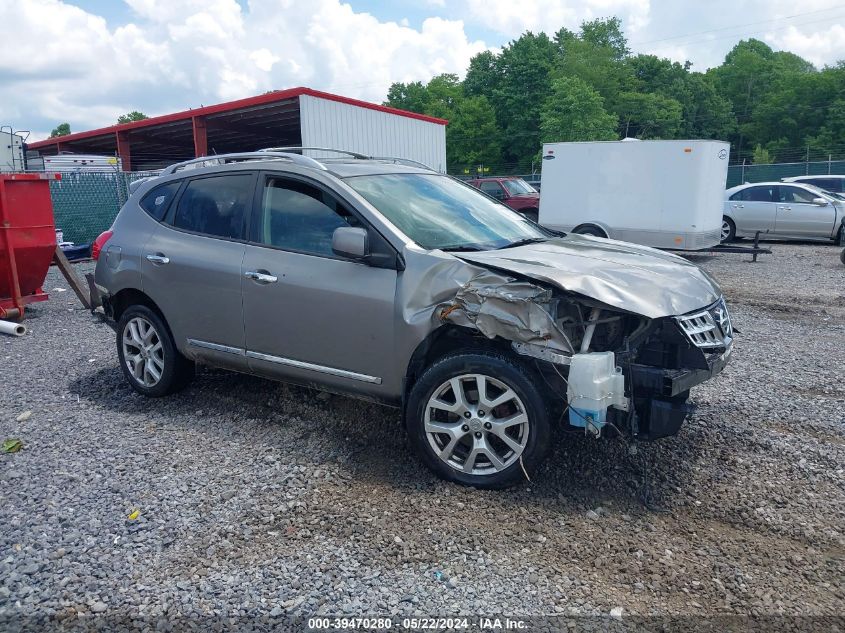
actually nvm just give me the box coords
[629,5,845,46]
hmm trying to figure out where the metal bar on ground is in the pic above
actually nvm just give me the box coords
[52,246,91,310]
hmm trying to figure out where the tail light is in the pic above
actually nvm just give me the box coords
[92,230,114,261]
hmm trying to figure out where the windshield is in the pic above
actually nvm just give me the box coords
[345,173,551,251]
[804,184,842,201]
[501,178,537,196]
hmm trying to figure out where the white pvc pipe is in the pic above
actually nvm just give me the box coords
[0,320,26,337]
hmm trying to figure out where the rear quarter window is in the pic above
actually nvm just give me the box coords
[139,181,181,221]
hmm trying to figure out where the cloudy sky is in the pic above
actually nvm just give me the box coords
[3,0,845,140]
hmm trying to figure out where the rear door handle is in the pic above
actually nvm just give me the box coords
[778,206,792,211]
[244,270,278,284]
[145,254,170,264]
[733,204,744,209]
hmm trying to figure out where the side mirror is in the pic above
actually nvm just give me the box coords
[332,226,369,260]
[812,197,829,206]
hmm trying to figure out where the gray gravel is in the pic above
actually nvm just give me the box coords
[1,244,843,625]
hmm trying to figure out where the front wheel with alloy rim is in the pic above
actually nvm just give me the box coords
[116,305,194,397]
[406,352,551,489]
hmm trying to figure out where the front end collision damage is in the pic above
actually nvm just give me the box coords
[415,260,732,442]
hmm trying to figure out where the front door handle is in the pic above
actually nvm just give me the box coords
[244,270,278,284]
[145,254,170,265]
[778,206,792,211]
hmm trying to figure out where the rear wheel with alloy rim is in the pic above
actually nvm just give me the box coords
[721,217,736,242]
[116,305,194,397]
[123,316,164,387]
[406,352,550,488]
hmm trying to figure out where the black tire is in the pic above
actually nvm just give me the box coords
[840,248,845,266]
[573,225,607,238]
[405,351,551,489]
[523,209,539,223]
[116,304,194,397]
[836,223,845,246]
[721,216,736,243]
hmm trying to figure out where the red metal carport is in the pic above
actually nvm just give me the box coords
[27,87,446,172]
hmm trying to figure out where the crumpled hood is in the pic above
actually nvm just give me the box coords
[456,234,722,319]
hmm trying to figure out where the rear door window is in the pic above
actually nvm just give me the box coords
[740,186,774,202]
[139,181,180,221]
[170,174,255,240]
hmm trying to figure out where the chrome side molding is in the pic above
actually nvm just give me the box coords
[186,339,382,385]
[187,339,244,355]
[246,350,382,385]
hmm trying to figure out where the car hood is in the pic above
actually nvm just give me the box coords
[456,234,722,319]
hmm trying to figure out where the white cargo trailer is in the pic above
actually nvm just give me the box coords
[1,130,26,172]
[27,153,122,173]
[538,139,730,250]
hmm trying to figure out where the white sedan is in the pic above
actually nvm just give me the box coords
[723,182,845,243]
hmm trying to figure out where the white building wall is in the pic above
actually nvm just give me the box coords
[298,95,447,172]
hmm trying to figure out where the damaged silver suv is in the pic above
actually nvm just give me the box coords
[94,148,732,489]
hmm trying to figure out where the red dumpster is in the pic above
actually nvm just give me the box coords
[0,173,61,321]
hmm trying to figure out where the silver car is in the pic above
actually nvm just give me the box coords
[782,174,845,194]
[94,149,732,489]
[723,181,845,243]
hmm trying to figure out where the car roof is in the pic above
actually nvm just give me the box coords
[726,181,833,196]
[782,175,845,181]
[726,182,779,192]
[159,155,436,180]
[130,154,440,199]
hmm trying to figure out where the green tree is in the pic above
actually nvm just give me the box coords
[752,144,772,164]
[614,91,683,138]
[489,32,559,169]
[579,17,629,60]
[117,111,148,124]
[463,50,501,97]
[49,123,71,138]
[540,76,618,143]
[423,74,463,119]
[446,95,503,171]
[384,81,430,113]
[675,74,736,140]
[554,21,635,107]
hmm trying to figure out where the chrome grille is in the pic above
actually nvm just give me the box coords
[676,298,732,349]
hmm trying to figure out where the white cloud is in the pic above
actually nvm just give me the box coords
[464,0,651,38]
[0,0,486,140]
[764,24,845,67]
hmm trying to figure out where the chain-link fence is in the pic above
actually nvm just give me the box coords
[724,160,845,188]
[49,170,159,245]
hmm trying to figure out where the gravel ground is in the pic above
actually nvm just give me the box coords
[1,244,843,628]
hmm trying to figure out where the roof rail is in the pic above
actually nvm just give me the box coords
[160,151,327,176]
[260,146,371,159]
[370,156,433,170]
[262,147,434,170]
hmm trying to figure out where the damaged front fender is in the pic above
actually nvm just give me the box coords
[437,272,574,354]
